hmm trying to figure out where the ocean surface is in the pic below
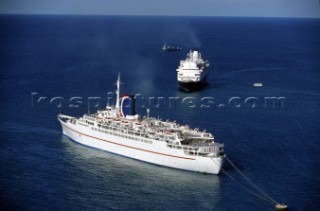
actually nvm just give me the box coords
[0,15,319,210]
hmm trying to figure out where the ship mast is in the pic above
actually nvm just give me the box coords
[115,73,121,109]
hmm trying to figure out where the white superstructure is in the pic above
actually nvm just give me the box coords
[58,74,224,174]
[177,50,210,91]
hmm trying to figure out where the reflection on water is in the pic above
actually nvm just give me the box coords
[60,136,222,209]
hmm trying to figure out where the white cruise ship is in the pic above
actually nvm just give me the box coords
[58,74,224,174]
[177,49,210,91]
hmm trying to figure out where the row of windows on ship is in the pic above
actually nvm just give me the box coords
[85,120,94,126]
[91,126,153,144]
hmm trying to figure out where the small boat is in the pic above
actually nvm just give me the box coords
[135,122,143,126]
[122,121,130,125]
[275,203,288,210]
[253,82,263,87]
[113,119,121,123]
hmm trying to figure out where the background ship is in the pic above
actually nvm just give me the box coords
[162,42,182,51]
[177,49,210,91]
[58,74,225,174]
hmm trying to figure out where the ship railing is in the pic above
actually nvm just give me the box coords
[181,145,206,156]
[58,115,70,123]
[179,77,198,82]
[167,143,196,151]
[197,146,221,153]
[92,125,154,144]
[165,142,224,156]
[83,115,96,121]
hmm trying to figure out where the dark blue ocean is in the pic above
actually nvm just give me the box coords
[0,15,319,210]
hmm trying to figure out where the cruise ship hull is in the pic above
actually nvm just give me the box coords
[58,116,223,174]
[179,81,206,92]
[179,72,208,91]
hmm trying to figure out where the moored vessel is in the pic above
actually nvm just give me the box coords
[58,74,224,174]
[177,49,210,91]
[253,82,263,87]
[162,42,182,51]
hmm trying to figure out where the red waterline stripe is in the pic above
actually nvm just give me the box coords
[64,124,195,160]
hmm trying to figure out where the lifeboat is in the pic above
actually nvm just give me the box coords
[122,121,130,126]
[134,122,143,127]
[105,117,112,121]
[113,119,121,123]
[96,117,103,123]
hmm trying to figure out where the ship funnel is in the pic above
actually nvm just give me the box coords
[192,50,199,59]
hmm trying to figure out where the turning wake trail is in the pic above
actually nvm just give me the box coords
[220,67,287,78]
